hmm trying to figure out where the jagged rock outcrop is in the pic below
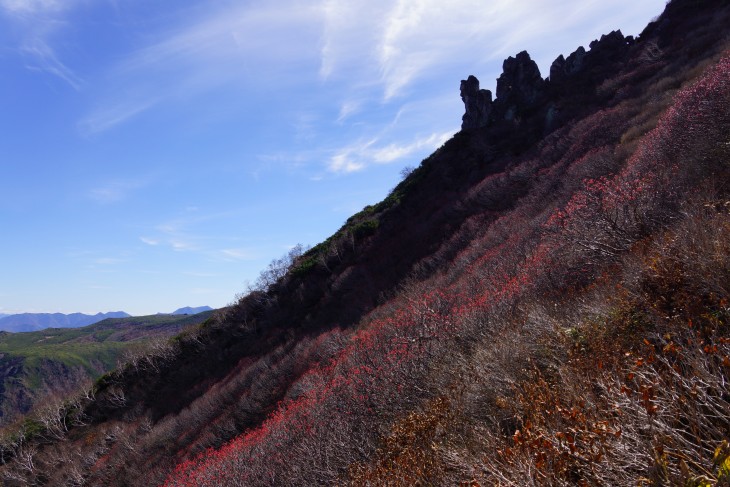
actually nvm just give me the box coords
[549,31,634,88]
[589,30,632,54]
[460,75,493,129]
[550,46,587,84]
[460,31,640,132]
[460,51,546,129]
[494,51,545,121]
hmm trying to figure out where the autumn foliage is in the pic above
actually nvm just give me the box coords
[1,1,729,485]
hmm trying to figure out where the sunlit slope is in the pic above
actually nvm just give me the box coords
[0,0,728,485]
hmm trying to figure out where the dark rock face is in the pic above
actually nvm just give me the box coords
[460,75,493,129]
[494,51,545,120]
[460,30,635,132]
[550,46,587,83]
[549,31,634,87]
[460,52,546,130]
[589,30,630,52]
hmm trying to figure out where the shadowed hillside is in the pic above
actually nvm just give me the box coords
[1,0,729,485]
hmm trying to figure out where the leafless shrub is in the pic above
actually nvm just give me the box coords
[639,40,664,64]
[252,244,308,292]
[106,387,127,408]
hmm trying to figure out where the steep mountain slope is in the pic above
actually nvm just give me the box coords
[1,0,728,485]
[0,312,213,427]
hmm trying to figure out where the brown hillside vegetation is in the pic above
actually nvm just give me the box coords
[1,0,729,485]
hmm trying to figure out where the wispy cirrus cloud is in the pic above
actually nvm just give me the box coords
[319,0,518,100]
[82,2,322,133]
[170,240,199,252]
[78,98,158,135]
[21,41,84,90]
[89,178,150,204]
[319,0,389,81]
[372,131,451,163]
[147,217,203,253]
[328,130,452,173]
[140,233,201,253]
[92,257,126,266]
[139,237,159,246]
[139,209,258,257]
[314,0,663,178]
[67,249,132,272]
[216,248,257,262]
[319,0,666,101]
[328,138,376,173]
[75,0,664,146]
[1,0,86,90]
[0,0,67,14]
[336,100,362,123]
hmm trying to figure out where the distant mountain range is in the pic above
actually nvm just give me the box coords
[0,310,215,425]
[0,306,213,332]
[170,306,213,315]
[0,312,130,332]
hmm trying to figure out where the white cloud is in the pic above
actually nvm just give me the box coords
[292,112,319,141]
[318,0,666,101]
[140,210,253,256]
[89,178,149,204]
[318,0,520,100]
[171,240,198,252]
[372,131,451,163]
[328,131,452,173]
[83,2,323,133]
[72,0,665,138]
[337,100,361,122]
[78,98,158,135]
[319,0,389,81]
[1,0,87,89]
[150,219,202,252]
[0,0,69,15]
[217,248,256,261]
[21,40,83,90]
[139,237,159,246]
[328,138,376,173]
[328,152,364,173]
[3,0,666,135]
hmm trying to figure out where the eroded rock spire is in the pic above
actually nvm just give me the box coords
[460,75,493,130]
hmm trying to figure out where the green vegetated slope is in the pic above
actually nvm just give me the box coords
[1,0,729,485]
[0,312,213,426]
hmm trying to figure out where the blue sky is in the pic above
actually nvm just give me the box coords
[0,0,666,316]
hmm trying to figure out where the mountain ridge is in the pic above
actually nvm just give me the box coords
[0,307,215,332]
[0,311,130,333]
[1,0,728,484]
[170,306,213,315]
